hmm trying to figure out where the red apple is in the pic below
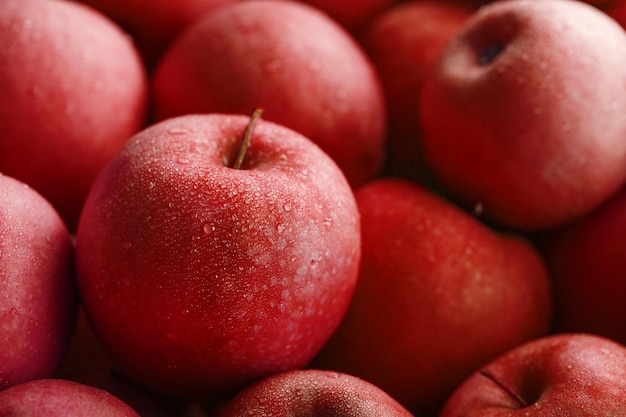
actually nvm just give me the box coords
[151,0,387,188]
[535,187,626,347]
[76,0,240,68]
[0,0,148,231]
[310,178,552,415]
[439,333,626,416]
[419,0,626,231]
[0,173,76,391]
[361,0,472,183]
[0,378,141,417]
[293,0,400,33]
[216,369,413,416]
[75,112,361,402]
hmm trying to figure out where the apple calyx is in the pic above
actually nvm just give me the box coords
[232,108,264,169]
[479,367,529,408]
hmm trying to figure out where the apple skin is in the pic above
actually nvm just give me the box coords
[0,0,148,231]
[0,378,141,417]
[310,178,552,416]
[293,0,399,33]
[419,0,626,231]
[0,174,76,391]
[535,187,626,347]
[77,0,240,68]
[439,333,626,416]
[75,113,361,402]
[360,0,471,183]
[151,0,387,188]
[216,369,413,416]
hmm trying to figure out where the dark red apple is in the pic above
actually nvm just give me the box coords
[75,112,361,402]
[536,187,626,347]
[439,333,626,416]
[216,369,413,416]
[151,0,387,188]
[310,178,552,415]
[0,0,148,230]
[419,0,626,231]
[76,0,240,68]
[0,378,141,417]
[0,173,76,391]
[361,0,471,183]
[293,0,399,33]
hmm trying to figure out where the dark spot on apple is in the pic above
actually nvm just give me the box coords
[478,43,505,65]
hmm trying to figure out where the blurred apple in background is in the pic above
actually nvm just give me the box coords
[0,174,76,391]
[0,0,148,231]
[439,333,626,416]
[292,0,400,34]
[76,0,240,69]
[75,113,361,403]
[310,178,552,415]
[216,369,413,416]
[419,0,626,231]
[361,0,472,184]
[0,378,141,417]
[536,187,626,347]
[151,0,387,188]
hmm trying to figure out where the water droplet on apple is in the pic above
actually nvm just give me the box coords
[276,223,285,234]
[283,203,293,212]
[177,157,190,165]
[167,128,188,136]
[203,223,215,235]
[322,218,332,228]
[123,242,132,250]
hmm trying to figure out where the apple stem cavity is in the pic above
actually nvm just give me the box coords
[477,43,504,65]
[480,367,529,408]
[233,108,264,170]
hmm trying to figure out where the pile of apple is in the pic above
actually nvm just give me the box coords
[4,0,626,415]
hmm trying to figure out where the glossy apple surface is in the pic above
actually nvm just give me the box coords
[310,178,552,415]
[151,0,387,188]
[0,379,141,417]
[0,174,76,391]
[75,113,361,402]
[0,0,148,230]
[419,0,626,231]
[216,369,413,416]
[439,333,626,416]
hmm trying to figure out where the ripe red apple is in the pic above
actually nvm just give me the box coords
[439,333,626,416]
[75,112,361,402]
[419,0,626,231]
[0,378,141,417]
[535,187,626,347]
[310,178,552,415]
[0,173,76,391]
[76,0,240,68]
[361,0,471,183]
[151,0,387,188]
[0,0,148,231]
[216,369,413,416]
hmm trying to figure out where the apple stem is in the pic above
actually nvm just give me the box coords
[233,108,264,170]
[480,367,529,408]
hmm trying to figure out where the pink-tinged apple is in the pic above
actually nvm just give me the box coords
[310,178,552,415]
[216,369,413,416]
[360,0,471,183]
[76,0,240,69]
[0,0,148,231]
[0,173,76,391]
[75,112,361,402]
[151,0,387,188]
[439,333,626,416]
[419,0,626,231]
[535,187,626,347]
[0,378,141,417]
